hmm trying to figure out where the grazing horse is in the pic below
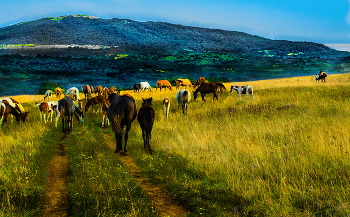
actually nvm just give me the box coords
[176,79,192,89]
[156,80,172,91]
[1,102,21,124]
[90,86,95,95]
[54,87,64,99]
[137,98,155,154]
[110,87,116,93]
[44,90,53,101]
[176,89,191,114]
[0,97,29,122]
[140,82,152,91]
[316,71,327,82]
[107,93,137,153]
[66,87,80,101]
[193,82,219,101]
[163,98,170,118]
[55,97,84,133]
[230,85,254,102]
[35,101,58,123]
[102,87,110,98]
[96,86,103,96]
[85,95,104,113]
[79,84,92,100]
[133,84,141,92]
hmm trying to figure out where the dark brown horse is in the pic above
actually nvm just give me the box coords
[107,93,137,153]
[193,82,219,101]
[56,97,84,133]
[137,98,155,154]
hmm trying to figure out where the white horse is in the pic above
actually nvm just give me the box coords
[176,89,191,115]
[140,82,153,91]
[44,90,53,101]
[163,98,170,118]
[230,85,254,102]
[66,87,80,101]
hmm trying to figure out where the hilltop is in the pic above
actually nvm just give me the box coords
[0,15,343,57]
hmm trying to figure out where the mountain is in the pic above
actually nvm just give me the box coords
[0,15,337,56]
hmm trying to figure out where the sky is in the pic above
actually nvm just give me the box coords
[0,0,349,48]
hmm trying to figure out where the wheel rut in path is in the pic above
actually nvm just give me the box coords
[41,133,72,217]
[102,129,189,217]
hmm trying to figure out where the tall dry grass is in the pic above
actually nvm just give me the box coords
[124,74,350,216]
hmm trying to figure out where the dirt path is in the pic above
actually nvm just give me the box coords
[41,133,72,217]
[103,130,189,217]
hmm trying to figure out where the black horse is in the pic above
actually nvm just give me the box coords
[193,82,219,101]
[107,93,137,153]
[133,84,141,92]
[137,98,155,154]
[57,97,84,133]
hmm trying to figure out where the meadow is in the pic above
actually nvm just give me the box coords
[1,73,350,216]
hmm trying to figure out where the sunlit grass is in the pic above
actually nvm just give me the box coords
[2,73,350,216]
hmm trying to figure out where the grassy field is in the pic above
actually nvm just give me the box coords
[1,73,350,216]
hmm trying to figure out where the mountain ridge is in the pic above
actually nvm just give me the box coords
[0,15,337,56]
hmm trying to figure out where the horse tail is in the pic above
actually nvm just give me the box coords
[112,98,127,134]
[183,90,189,103]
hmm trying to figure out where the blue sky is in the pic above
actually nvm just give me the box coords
[1,0,349,44]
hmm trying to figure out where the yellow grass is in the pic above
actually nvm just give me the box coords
[2,73,350,215]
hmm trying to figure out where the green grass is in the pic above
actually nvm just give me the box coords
[2,74,350,216]
[0,103,62,216]
[66,112,158,216]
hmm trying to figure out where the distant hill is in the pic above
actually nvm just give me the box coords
[0,15,338,56]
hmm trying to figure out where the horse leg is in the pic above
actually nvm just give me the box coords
[142,128,147,151]
[201,93,206,102]
[147,131,152,154]
[213,92,218,100]
[114,131,123,153]
[62,117,65,132]
[124,123,132,153]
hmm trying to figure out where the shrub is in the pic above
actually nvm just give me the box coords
[38,80,61,94]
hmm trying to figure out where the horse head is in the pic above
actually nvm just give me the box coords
[142,97,153,107]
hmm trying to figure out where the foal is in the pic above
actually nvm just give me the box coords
[163,98,170,118]
[137,98,155,154]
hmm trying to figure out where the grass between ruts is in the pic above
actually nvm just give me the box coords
[1,73,350,216]
[66,113,158,216]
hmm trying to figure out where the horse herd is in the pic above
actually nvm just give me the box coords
[0,76,257,154]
